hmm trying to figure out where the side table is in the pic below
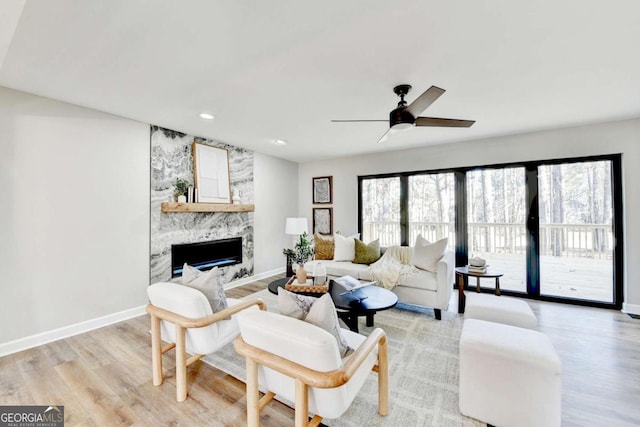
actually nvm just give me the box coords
[455,266,504,313]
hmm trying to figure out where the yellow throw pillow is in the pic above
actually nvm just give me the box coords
[314,233,334,260]
[353,238,381,265]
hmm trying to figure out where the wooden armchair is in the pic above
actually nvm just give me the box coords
[234,310,388,427]
[146,282,265,402]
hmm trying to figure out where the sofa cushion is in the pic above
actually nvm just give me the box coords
[400,270,439,292]
[314,233,334,260]
[353,238,381,265]
[413,236,448,272]
[319,260,370,278]
[333,233,359,261]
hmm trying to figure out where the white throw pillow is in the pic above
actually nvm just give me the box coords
[333,233,359,262]
[413,236,448,273]
[278,288,352,357]
[182,264,229,313]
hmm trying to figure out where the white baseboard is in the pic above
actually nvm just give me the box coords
[0,305,147,358]
[622,302,640,316]
[0,269,284,358]
[225,267,285,290]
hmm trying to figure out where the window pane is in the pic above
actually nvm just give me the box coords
[538,161,614,302]
[408,173,455,250]
[361,177,401,246]
[467,167,527,292]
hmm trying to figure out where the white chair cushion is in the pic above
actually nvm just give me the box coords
[237,310,378,420]
[147,282,238,355]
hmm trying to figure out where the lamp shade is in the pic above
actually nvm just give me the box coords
[285,217,308,235]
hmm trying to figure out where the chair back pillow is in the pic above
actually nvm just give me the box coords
[182,264,229,313]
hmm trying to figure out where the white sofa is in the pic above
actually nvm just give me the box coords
[306,249,454,320]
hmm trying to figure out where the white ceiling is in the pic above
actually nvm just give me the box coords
[1,1,639,163]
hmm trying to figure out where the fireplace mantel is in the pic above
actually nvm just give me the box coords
[161,202,254,213]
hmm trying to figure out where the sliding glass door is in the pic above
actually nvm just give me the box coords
[466,167,527,292]
[538,161,615,303]
[358,154,622,308]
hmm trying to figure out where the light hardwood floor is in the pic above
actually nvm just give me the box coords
[1,274,639,426]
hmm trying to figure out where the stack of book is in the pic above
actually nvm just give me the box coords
[468,256,488,274]
[467,264,488,274]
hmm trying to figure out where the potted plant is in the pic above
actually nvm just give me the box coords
[282,232,314,282]
[174,178,190,203]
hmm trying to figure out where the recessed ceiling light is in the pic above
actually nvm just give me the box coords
[199,113,215,120]
[272,139,288,146]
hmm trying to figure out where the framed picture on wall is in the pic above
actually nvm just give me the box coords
[312,176,333,204]
[193,142,231,203]
[313,207,333,235]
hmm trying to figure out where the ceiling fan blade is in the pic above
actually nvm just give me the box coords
[405,86,445,117]
[415,117,475,128]
[331,119,388,122]
[377,128,394,144]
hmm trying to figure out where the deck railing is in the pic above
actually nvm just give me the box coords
[362,221,613,259]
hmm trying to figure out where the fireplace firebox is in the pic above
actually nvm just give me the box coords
[171,237,242,277]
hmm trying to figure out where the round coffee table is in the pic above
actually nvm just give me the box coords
[267,278,398,332]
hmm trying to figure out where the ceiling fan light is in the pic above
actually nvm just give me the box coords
[391,122,414,131]
[389,106,415,131]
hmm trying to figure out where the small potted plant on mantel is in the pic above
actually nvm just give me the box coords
[282,232,314,283]
[174,178,190,203]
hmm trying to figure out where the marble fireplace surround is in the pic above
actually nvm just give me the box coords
[150,126,254,284]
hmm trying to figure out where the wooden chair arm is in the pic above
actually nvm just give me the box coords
[342,328,387,379]
[233,327,387,389]
[146,298,266,329]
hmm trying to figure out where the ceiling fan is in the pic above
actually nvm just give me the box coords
[332,84,475,143]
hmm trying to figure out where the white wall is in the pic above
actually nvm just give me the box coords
[253,152,299,275]
[0,86,150,351]
[298,118,640,313]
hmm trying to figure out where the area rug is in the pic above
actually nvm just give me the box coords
[203,290,484,426]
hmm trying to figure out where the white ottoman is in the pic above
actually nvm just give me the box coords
[459,319,562,427]
[465,293,537,329]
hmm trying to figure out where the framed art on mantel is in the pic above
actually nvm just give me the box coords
[313,207,333,235]
[312,176,333,204]
[193,142,231,203]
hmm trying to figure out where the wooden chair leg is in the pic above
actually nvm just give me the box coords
[175,325,187,402]
[246,358,260,427]
[295,378,309,427]
[150,314,163,386]
[378,338,389,416]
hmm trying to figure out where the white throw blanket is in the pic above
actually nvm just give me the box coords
[368,246,418,289]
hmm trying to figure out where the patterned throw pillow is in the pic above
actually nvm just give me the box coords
[353,238,381,265]
[314,233,334,260]
[278,288,352,357]
[182,264,229,313]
